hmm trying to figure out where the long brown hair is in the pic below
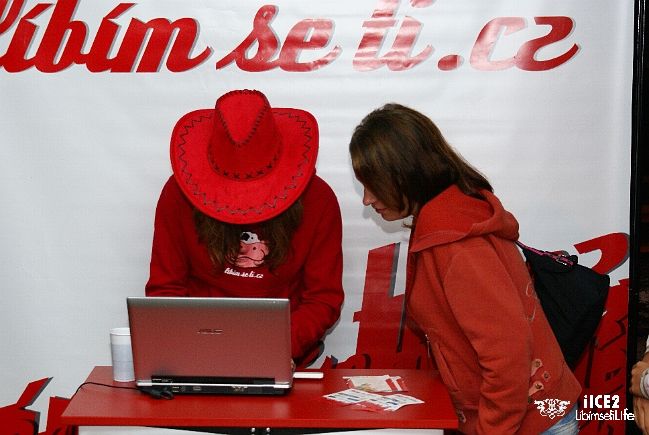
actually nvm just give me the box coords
[193,200,303,270]
[349,103,492,217]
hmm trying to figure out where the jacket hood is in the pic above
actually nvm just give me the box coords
[409,184,519,253]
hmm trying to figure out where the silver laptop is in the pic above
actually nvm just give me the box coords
[126,296,293,395]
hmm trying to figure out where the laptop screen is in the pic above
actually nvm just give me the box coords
[127,296,292,394]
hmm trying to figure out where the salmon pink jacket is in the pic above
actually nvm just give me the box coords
[406,185,581,434]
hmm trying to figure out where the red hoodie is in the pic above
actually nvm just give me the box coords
[407,185,581,434]
[146,175,344,364]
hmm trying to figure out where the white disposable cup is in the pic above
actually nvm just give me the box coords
[110,327,135,382]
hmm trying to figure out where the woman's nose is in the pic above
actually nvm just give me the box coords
[362,188,375,206]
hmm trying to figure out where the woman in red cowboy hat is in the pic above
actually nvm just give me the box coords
[145,89,344,367]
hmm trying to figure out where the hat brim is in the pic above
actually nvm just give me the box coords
[171,108,318,224]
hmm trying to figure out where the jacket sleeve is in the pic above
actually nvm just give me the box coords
[289,180,344,364]
[145,176,191,296]
[441,242,532,434]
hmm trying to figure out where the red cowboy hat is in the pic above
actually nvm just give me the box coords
[170,89,318,224]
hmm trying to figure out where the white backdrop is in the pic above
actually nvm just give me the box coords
[0,0,633,428]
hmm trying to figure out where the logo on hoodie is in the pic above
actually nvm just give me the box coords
[535,399,571,419]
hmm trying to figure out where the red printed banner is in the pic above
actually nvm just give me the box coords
[1,0,578,73]
[0,378,76,435]
[0,2,633,434]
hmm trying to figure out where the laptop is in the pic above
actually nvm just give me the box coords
[126,296,293,395]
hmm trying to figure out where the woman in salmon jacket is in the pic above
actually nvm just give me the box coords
[348,103,581,434]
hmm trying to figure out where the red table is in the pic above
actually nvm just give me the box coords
[62,366,458,431]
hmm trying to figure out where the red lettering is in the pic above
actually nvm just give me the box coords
[0,2,52,72]
[102,17,211,72]
[0,3,580,74]
[353,0,432,72]
[34,0,86,72]
[355,0,400,72]
[217,5,339,72]
[574,232,628,275]
[516,16,579,71]
[279,19,341,72]
[0,0,24,33]
[323,243,429,369]
[470,16,579,71]
[0,0,211,73]
[0,378,52,434]
[470,17,524,71]
[572,232,628,433]
[216,5,280,71]
[83,3,136,72]
[572,277,627,433]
